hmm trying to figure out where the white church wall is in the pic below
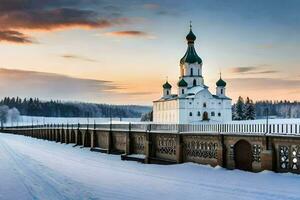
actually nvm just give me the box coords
[153,100,179,123]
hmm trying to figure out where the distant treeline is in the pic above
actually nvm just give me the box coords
[0,97,151,118]
[232,97,300,120]
[255,100,300,118]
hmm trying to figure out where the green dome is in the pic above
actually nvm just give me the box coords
[178,79,188,87]
[180,28,202,65]
[186,30,196,43]
[216,78,226,87]
[163,81,172,89]
[180,45,202,65]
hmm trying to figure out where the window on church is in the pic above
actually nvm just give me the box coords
[189,112,193,117]
[190,68,193,76]
[193,79,197,86]
[167,90,169,95]
[221,89,223,94]
[198,69,200,75]
[197,111,201,116]
[203,103,207,108]
[211,112,215,116]
[182,89,184,94]
[218,113,221,117]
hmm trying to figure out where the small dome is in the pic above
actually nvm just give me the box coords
[216,78,226,87]
[186,30,196,43]
[163,81,172,89]
[180,25,202,65]
[178,79,188,87]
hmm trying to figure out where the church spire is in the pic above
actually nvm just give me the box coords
[216,72,227,87]
[186,21,196,44]
[180,22,202,65]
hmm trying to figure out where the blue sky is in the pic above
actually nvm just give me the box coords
[0,0,299,105]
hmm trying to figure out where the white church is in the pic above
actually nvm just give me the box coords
[153,24,232,124]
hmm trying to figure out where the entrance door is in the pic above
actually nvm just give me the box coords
[202,112,209,121]
[234,140,252,171]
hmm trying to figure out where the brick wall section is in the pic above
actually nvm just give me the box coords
[3,126,300,174]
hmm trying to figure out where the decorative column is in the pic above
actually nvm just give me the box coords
[176,133,183,163]
[144,124,153,164]
[125,123,131,155]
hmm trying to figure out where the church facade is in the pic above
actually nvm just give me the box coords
[153,25,232,124]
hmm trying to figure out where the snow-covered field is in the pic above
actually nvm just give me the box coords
[1,133,300,200]
[4,116,141,127]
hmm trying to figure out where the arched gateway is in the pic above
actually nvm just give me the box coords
[234,140,252,171]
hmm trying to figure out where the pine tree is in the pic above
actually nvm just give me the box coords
[234,96,245,120]
[245,97,256,120]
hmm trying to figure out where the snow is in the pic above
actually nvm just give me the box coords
[5,115,141,127]
[1,133,300,200]
[126,154,146,159]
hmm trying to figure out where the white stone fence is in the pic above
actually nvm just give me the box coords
[4,120,300,135]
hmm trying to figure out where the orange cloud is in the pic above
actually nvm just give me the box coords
[0,1,131,43]
[0,30,33,44]
[61,54,97,62]
[105,31,154,39]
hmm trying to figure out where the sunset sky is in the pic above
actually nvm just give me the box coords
[0,0,299,105]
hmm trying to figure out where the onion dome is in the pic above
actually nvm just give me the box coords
[216,78,226,87]
[186,30,196,43]
[178,78,188,87]
[180,22,202,65]
[163,81,172,89]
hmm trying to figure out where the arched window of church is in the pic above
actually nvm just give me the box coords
[218,113,221,117]
[197,111,201,116]
[198,69,200,75]
[189,112,193,117]
[190,68,193,76]
[182,89,184,94]
[203,103,207,108]
[167,90,169,95]
[202,112,209,121]
[193,79,197,86]
[221,89,223,94]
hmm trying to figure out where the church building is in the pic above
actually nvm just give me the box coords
[153,24,232,124]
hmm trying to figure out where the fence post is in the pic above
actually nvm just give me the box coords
[176,133,183,163]
[125,123,131,155]
[107,121,112,154]
[144,129,151,164]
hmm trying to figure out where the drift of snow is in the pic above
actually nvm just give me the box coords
[4,115,141,127]
[1,133,300,200]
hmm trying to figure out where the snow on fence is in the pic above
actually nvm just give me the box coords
[4,120,300,135]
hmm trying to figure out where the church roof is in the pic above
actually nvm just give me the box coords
[178,79,188,87]
[186,85,205,95]
[186,30,196,42]
[163,81,172,89]
[180,26,202,65]
[216,78,227,87]
[212,95,231,100]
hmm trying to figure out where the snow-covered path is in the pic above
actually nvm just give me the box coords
[0,133,300,200]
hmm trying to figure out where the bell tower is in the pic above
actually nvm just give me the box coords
[179,22,204,88]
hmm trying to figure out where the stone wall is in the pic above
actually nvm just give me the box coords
[3,126,300,174]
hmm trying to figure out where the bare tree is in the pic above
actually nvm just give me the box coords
[0,105,9,129]
[8,107,20,126]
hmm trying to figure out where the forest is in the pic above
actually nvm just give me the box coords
[0,97,151,118]
[232,97,300,120]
